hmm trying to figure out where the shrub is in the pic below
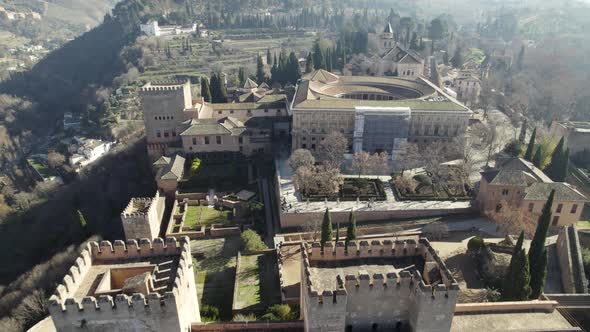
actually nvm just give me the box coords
[240,229,267,252]
[261,304,296,321]
[201,305,219,322]
[582,247,590,276]
[190,157,201,175]
[468,236,485,252]
[412,174,432,186]
[232,313,257,322]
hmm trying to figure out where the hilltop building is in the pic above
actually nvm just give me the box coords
[379,22,395,51]
[550,121,590,155]
[139,81,290,161]
[153,154,185,196]
[140,20,197,37]
[299,238,459,331]
[48,237,200,331]
[290,70,471,161]
[477,157,587,227]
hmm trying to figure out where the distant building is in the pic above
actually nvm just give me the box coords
[140,20,197,37]
[376,44,425,79]
[477,157,587,228]
[63,112,82,130]
[153,154,185,196]
[549,121,590,155]
[69,137,114,170]
[452,70,481,106]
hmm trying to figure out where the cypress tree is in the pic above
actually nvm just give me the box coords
[218,74,228,103]
[335,222,340,243]
[345,210,357,246]
[200,77,212,103]
[529,190,555,299]
[266,48,272,65]
[513,231,524,255]
[559,148,570,182]
[450,46,463,68]
[305,52,313,73]
[533,146,543,168]
[524,127,537,161]
[546,137,565,181]
[518,119,527,143]
[209,73,219,102]
[320,208,333,251]
[502,243,531,301]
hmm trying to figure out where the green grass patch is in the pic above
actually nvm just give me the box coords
[577,220,590,229]
[184,206,231,228]
[235,254,261,311]
[27,158,53,179]
[192,237,240,320]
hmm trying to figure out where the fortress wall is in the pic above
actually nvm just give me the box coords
[301,245,347,332]
[120,191,165,240]
[309,239,420,261]
[49,237,200,332]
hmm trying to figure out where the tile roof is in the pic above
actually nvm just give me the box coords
[242,78,258,89]
[524,182,587,202]
[381,45,423,64]
[180,117,245,136]
[160,154,185,180]
[153,156,171,166]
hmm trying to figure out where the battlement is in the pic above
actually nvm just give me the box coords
[140,81,188,93]
[309,239,423,260]
[49,237,191,310]
[121,191,160,219]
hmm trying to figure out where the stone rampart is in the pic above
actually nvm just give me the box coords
[48,237,200,332]
[301,238,459,332]
[557,225,589,294]
[210,224,241,237]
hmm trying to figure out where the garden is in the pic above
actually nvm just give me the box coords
[391,172,473,201]
[184,205,232,228]
[301,178,387,202]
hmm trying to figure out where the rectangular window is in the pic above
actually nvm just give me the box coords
[571,204,578,214]
[302,144,306,149]
[172,132,176,137]
[192,138,197,145]
[216,136,221,144]
[238,137,243,144]
[556,203,563,213]
[528,203,534,212]
[311,144,316,149]
[156,132,161,138]
[552,216,559,226]
[164,132,169,137]
[205,137,209,144]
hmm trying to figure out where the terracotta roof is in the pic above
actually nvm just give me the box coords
[525,182,587,202]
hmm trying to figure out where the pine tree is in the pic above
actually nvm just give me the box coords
[305,52,313,73]
[320,208,333,250]
[200,76,212,102]
[345,210,357,246]
[532,146,543,168]
[528,190,555,299]
[546,137,565,181]
[524,127,537,161]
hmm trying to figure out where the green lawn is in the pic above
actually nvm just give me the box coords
[28,158,52,179]
[192,237,241,320]
[234,254,261,311]
[184,206,231,228]
[577,220,590,229]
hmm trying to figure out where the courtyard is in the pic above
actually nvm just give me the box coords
[184,205,231,228]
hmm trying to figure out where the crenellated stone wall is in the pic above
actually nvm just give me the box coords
[120,191,166,240]
[48,237,200,332]
[301,238,459,332]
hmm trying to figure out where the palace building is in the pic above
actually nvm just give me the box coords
[290,70,472,161]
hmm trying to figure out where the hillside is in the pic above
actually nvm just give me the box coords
[0,0,118,27]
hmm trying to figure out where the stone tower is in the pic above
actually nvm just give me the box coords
[120,191,166,240]
[380,22,395,51]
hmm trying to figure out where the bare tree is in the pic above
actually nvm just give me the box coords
[422,222,449,240]
[396,143,422,175]
[368,151,390,175]
[485,201,537,238]
[301,217,322,241]
[47,151,65,169]
[351,151,371,177]
[314,165,343,196]
[318,131,347,169]
[288,149,315,172]
[292,165,317,196]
